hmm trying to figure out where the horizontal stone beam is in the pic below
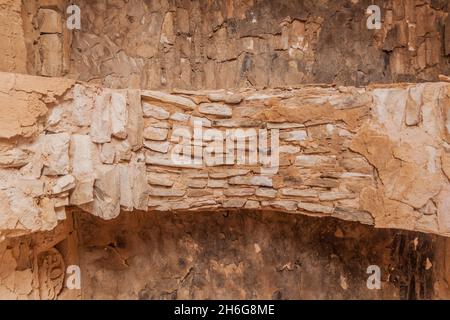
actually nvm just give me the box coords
[0,72,449,237]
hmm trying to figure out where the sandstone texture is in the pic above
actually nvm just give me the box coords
[0,71,449,238]
[1,0,450,302]
[0,0,27,73]
[2,1,449,88]
[2,0,72,76]
[69,0,450,89]
[0,209,442,300]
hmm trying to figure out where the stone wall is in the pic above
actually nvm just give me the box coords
[1,0,450,301]
[0,0,72,76]
[2,0,449,88]
[24,0,72,77]
[0,0,28,73]
[75,210,437,299]
[70,0,450,89]
[1,71,449,238]
[0,209,442,300]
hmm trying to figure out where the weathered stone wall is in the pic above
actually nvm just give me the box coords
[1,0,450,301]
[69,0,450,89]
[76,210,437,299]
[0,0,72,76]
[2,1,449,88]
[1,71,449,238]
[23,0,72,77]
[0,216,79,299]
[0,0,28,73]
[0,209,442,300]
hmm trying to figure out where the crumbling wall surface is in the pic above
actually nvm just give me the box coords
[21,0,72,77]
[76,210,436,300]
[2,0,449,88]
[0,0,72,76]
[0,71,449,238]
[0,0,27,73]
[70,0,450,89]
[1,0,450,301]
[0,215,80,300]
[1,0,450,302]
[0,209,441,300]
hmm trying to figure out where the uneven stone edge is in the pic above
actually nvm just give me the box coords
[0,71,449,238]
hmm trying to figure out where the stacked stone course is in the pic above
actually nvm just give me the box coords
[1,72,449,238]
